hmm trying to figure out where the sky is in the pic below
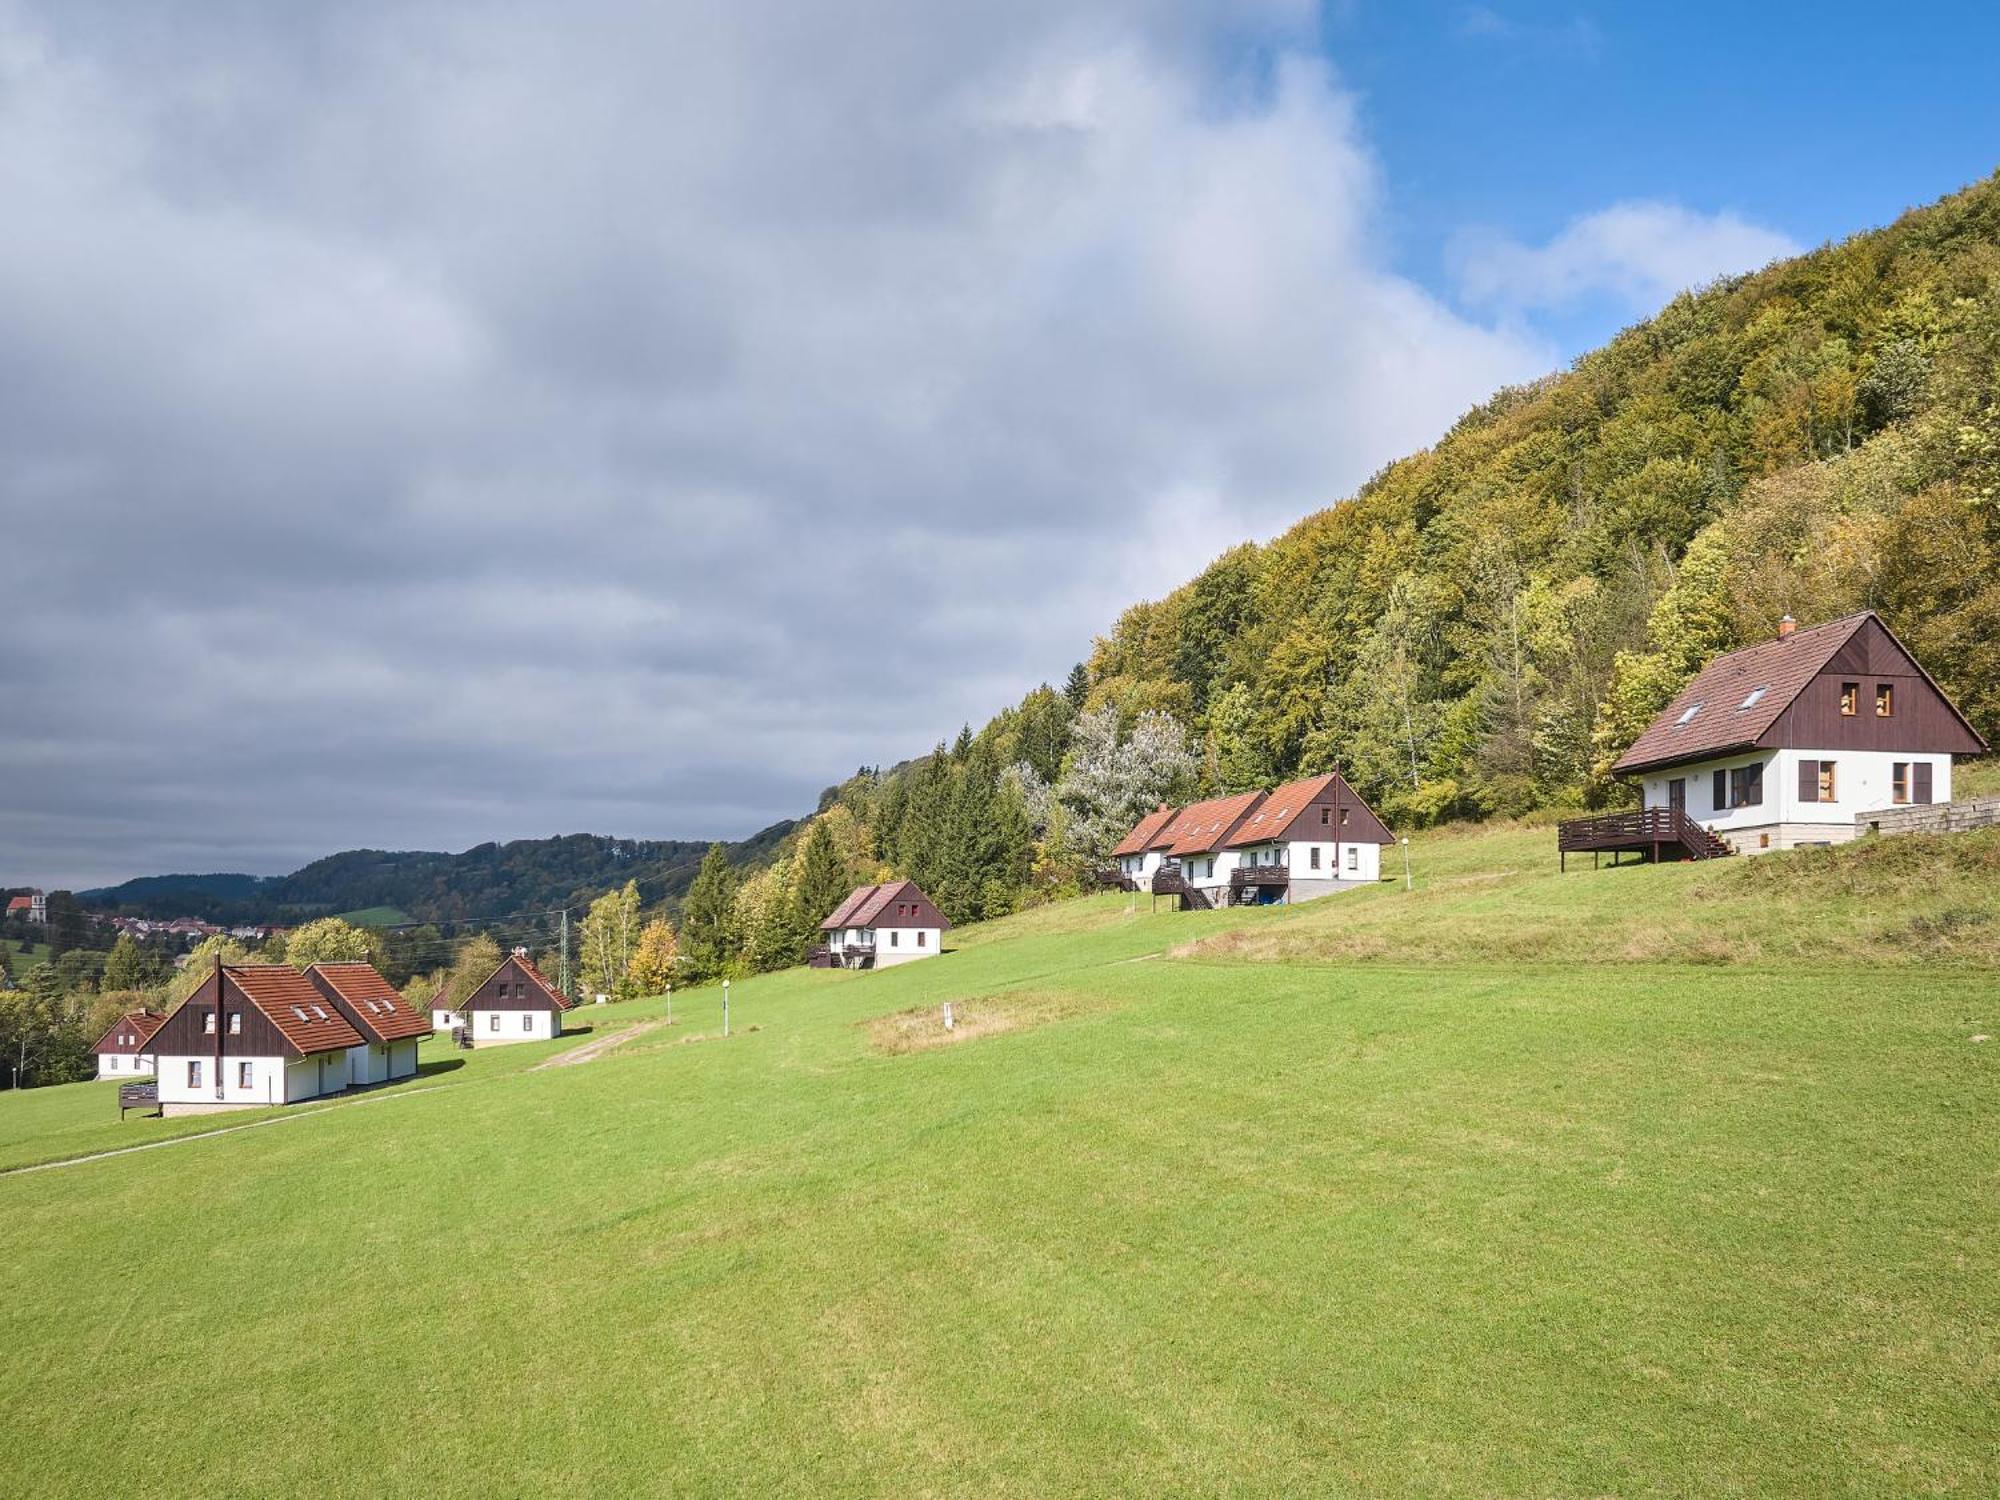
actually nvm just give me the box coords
[1,1,1996,889]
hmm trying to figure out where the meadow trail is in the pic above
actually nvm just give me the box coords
[534,1019,665,1069]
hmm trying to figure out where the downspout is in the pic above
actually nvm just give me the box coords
[213,950,224,1102]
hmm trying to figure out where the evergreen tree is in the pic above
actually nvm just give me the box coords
[790,819,851,937]
[1063,662,1090,710]
[680,844,741,982]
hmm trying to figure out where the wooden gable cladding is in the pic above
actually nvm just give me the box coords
[90,1009,165,1056]
[1224,771,1394,848]
[820,880,950,931]
[150,971,302,1058]
[1760,616,1987,757]
[467,953,573,1012]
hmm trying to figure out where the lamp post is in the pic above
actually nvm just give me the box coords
[722,978,730,1038]
[1400,836,1412,892]
[664,983,672,1026]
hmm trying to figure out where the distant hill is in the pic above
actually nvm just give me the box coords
[79,823,796,925]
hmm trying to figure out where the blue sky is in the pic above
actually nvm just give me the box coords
[1327,2,2000,350]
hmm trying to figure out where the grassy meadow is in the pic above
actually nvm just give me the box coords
[2,826,1995,1496]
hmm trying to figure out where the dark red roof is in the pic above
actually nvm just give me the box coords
[1112,804,1179,857]
[1150,792,1266,856]
[1223,771,1396,847]
[821,880,950,931]
[305,962,433,1043]
[229,965,367,1054]
[91,1009,165,1056]
[1612,611,1988,773]
[5,896,30,912]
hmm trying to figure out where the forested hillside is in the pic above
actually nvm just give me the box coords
[722,172,2000,958]
[81,825,795,925]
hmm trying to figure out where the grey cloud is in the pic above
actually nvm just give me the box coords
[0,0,1547,888]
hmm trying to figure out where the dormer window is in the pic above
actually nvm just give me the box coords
[1738,687,1768,709]
[1674,703,1703,726]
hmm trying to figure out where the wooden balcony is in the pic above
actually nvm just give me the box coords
[1150,865,1215,911]
[1230,865,1290,888]
[1556,806,1734,868]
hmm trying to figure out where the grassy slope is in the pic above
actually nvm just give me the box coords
[1,841,1994,1497]
[337,905,410,926]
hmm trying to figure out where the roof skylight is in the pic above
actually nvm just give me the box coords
[1739,686,1768,709]
[1674,703,1704,726]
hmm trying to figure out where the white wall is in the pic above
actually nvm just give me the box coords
[872,927,942,966]
[97,1053,155,1079]
[1642,749,1953,839]
[467,1008,559,1046]
[1118,848,1167,885]
[157,1053,293,1109]
[431,1008,461,1031]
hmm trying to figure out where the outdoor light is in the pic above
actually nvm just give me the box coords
[722,978,730,1038]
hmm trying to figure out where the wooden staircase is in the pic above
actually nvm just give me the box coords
[1556,806,1735,869]
[1150,865,1215,910]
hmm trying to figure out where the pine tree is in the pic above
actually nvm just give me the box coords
[790,819,851,938]
[1063,662,1090,710]
[680,844,741,982]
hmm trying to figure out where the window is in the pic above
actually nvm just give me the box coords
[1339,808,1349,826]
[523,1014,533,1032]
[188,1060,202,1088]
[1875,684,1894,717]
[228,1012,242,1035]
[890,930,899,947]
[1840,682,1859,716]
[1799,759,1838,802]
[1320,806,1330,826]
[1820,762,1837,801]
[1728,764,1763,809]
[917,931,926,947]
[238,1061,254,1090]
[489,1013,501,1032]
[1310,847,1322,870]
[1712,768,1727,809]
[1738,686,1768,709]
[203,1011,216,1034]
[1674,703,1703,726]
[1345,846,1358,871]
[1914,762,1934,804]
[1893,763,1910,804]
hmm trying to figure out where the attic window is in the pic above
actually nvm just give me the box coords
[228,1012,242,1034]
[1738,687,1768,709]
[292,1006,309,1021]
[203,1012,216,1034]
[1674,703,1703,726]
[311,1005,329,1021]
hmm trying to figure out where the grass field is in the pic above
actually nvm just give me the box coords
[3,937,52,976]
[1,827,1994,1496]
[337,905,409,927]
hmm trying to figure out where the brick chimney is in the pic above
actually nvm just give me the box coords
[1777,614,1797,638]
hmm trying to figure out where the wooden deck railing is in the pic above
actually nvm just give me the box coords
[1557,806,1733,861]
[1229,865,1290,888]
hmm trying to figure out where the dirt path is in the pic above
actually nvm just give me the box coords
[1,1083,452,1177]
[534,1020,665,1070]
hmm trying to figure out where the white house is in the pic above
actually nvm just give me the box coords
[1130,775,1396,910]
[1111,804,1178,890]
[150,962,368,1115]
[816,881,949,969]
[304,961,431,1084]
[91,1008,164,1079]
[1608,612,1987,856]
[1218,771,1395,901]
[461,949,573,1046]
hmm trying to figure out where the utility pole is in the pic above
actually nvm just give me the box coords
[559,908,571,1000]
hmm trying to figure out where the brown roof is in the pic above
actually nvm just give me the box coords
[1150,791,1267,856]
[1112,804,1179,857]
[821,880,951,931]
[1225,774,1337,846]
[91,1009,165,1056]
[306,962,433,1043]
[228,965,367,1054]
[1611,611,1988,773]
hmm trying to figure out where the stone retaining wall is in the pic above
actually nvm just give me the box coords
[1857,795,2000,838]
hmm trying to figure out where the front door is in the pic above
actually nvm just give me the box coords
[1668,777,1685,813]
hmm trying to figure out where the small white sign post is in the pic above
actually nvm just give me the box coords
[942,1002,955,1032]
[1401,836,1412,892]
[722,979,730,1038]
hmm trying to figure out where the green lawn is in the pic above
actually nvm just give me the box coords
[336,905,409,927]
[0,836,1994,1496]
[3,937,52,976]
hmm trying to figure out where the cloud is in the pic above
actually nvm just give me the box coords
[0,0,1551,887]
[1454,201,1800,315]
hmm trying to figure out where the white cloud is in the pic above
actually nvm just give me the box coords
[1454,201,1800,315]
[0,0,1557,885]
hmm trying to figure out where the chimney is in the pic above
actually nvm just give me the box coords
[513,946,529,957]
[1777,614,1797,638]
